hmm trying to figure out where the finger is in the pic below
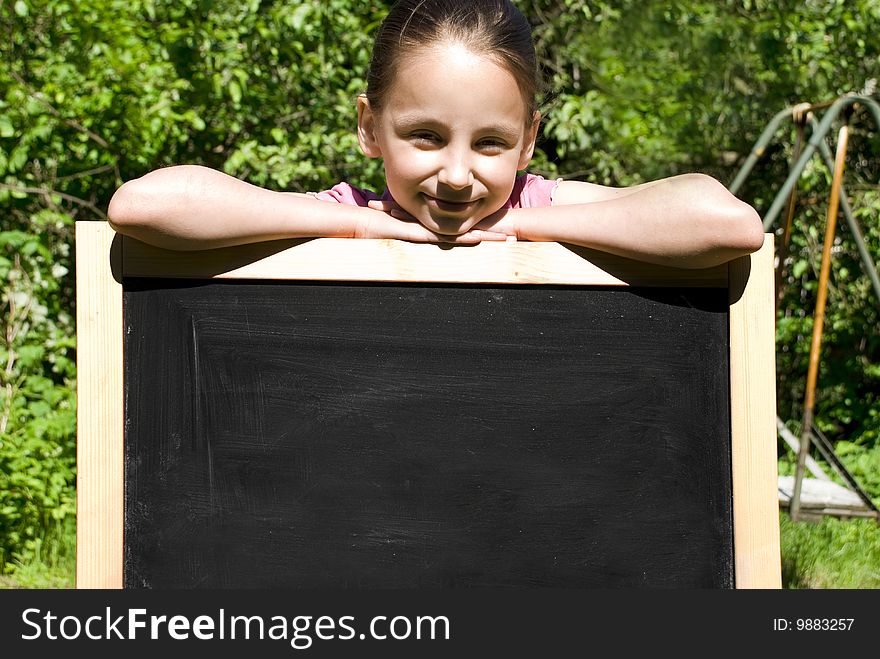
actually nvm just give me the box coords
[437,233,481,245]
[366,199,394,212]
[470,230,509,241]
[431,230,504,245]
[369,199,416,221]
[396,228,478,245]
[366,199,418,223]
[389,209,418,222]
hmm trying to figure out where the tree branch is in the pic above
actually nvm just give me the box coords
[0,182,107,219]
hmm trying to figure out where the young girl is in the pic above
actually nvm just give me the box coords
[107,0,764,269]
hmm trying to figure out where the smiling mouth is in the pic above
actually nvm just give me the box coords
[425,195,477,213]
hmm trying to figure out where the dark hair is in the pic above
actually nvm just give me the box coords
[366,0,539,123]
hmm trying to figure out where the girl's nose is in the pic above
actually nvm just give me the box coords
[438,151,474,189]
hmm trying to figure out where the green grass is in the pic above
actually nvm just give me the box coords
[780,512,880,588]
[0,530,75,590]
[0,560,74,589]
[777,441,880,588]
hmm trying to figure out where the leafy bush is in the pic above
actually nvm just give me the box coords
[0,226,76,572]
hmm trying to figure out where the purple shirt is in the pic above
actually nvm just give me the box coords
[309,173,560,208]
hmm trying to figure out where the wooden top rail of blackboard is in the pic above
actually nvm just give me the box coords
[75,221,780,589]
[115,232,731,287]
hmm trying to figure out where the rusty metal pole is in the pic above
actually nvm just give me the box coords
[789,116,850,522]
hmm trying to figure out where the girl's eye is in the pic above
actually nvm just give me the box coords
[477,139,507,152]
[410,132,441,145]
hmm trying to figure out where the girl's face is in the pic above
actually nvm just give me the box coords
[357,42,539,235]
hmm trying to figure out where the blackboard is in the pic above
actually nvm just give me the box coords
[75,223,781,588]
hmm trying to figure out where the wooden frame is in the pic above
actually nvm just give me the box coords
[75,221,780,588]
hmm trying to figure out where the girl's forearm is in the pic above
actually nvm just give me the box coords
[516,175,765,268]
[107,165,363,250]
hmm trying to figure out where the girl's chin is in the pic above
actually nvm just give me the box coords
[417,210,487,236]
[421,219,477,236]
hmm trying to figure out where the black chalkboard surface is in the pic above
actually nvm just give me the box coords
[123,278,732,588]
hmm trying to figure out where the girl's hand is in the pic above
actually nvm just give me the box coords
[472,208,518,240]
[366,198,418,223]
[365,199,509,244]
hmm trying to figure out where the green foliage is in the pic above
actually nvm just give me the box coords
[0,226,76,572]
[2,0,879,586]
